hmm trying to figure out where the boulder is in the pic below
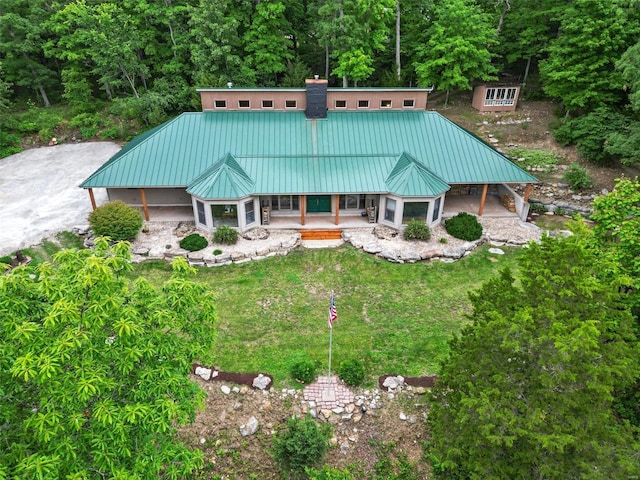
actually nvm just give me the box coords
[239,416,259,437]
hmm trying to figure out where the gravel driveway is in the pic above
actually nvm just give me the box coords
[0,142,120,256]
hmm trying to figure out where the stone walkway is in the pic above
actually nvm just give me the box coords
[303,376,355,409]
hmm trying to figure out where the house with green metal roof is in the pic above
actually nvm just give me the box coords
[80,79,537,233]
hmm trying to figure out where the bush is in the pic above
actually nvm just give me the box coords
[337,359,365,386]
[88,201,143,241]
[213,225,239,245]
[562,162,593,190]
[444,212,483,241]
[306,466,354,480]
[529,202,548,213]
[179,233,208,252]
[213,249,223,255]
[290,358,317,384]
[0,255,12,265]
[272,415,332,479]
[403,219,431,241]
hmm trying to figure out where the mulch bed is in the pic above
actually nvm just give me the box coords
[192,363,273,390]
[378,374,438,391]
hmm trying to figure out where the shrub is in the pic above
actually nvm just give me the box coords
[403,219,431,241]
[272,415,332,478]
[290,358,317,384]
[179,233,208,252]
[306,466,354,480]
[444,212,483,241]
[88,201,143,241]
[529,202,547,213]
[213,249,223,255]
[563,162,593,190]
[213,225,238,245]
[0,255,12,265]
[337,359,365,386]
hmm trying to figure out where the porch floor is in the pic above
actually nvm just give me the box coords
[443,194,517,218]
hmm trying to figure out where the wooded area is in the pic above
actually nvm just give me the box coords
[1,0,640,165]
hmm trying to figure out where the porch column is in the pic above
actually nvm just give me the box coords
[139,188,150,221]
[478,183,488,216]
[87,188,96,210]
[301,195,306,226]
[523,183,532,203]
[335,195,339,225]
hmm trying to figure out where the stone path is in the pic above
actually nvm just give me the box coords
[303,376,355,409]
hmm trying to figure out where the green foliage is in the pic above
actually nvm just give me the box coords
[88,200,143,241]
[507,148,560,172]
[306,465,354,480]
[0,130,22,158]
[179,233,209,252]
[428,232,640,478]
[213,225,239,245]
[272,415,332,478]
[337,359,365,386]
[529,202,547,213]
[0,255,11,265]
[371,441,420,480]
[290,357,317,384]
[213,249,223,255]
[413,0,497,94]
[562,163,593,190]
[0,239,217,478]
[403,220,431,241]
[70,112,101,139]
[539,0,638,111]
[444,212,483,241]
[553,108,629,165]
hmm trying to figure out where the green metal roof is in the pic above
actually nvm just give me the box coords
[81,111,537,197]
[386,152,450,197]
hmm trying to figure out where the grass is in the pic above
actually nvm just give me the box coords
[131,244,523,386]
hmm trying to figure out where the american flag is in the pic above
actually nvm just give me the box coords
[328,292,338,328]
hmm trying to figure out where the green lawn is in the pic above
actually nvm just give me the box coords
[132,244,523,387]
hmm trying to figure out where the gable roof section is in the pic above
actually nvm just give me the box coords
[187,153,255,198]
[81,111,537,192]
[386,152,450,197]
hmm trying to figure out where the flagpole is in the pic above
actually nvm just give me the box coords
[327,317,333,394]
[324,290,337,401]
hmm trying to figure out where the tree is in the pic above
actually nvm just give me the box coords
[413,0,497,106]
[428,232,640,479]
[0,239,217,479]
[618,40,640,112]
[539,0,640,112]
[0,61,12,112]
[244,0,294,84]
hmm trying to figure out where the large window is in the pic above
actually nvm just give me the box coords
[339,194,365,210]
[402,201,429,224]
[270,195,300,211]
[245,200,255,224]
[211,204,238,227]
[196,200,206,225]
[484,87,517,107]
[384,198,396,222]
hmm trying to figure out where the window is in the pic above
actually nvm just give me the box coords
[339,194,365,210]
[335,100,347,108]
[211,204,238,227]
[262,100,273,108]
[214,100,226,108]
[358,100,369,109]
[403,99,415,108]
[245,200,255,224]
[384,198,396,222]
[402,201,429,224]
[270,195,300,211]
[432,197,441,222]
[196,200,206,225]
[285,100,297,108]
[238,100,250,108]
[484,87,518,107]
[380,99,392,108]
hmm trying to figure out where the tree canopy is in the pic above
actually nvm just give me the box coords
[428,231,640,479]
[0,239,217,479]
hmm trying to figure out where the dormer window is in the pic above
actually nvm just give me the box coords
[358,100,369,109]
[262,100,274,109]
[214,100,227,108]
[285,100,297,108]
[238,100,250,108]
[335,100,347,108]
[403,99,415,108]
[380,100,392,108]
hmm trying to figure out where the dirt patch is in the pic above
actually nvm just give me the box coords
[180,376,431,479]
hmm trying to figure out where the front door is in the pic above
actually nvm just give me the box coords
[307,195,331,213]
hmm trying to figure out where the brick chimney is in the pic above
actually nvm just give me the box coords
[305,78,328,119]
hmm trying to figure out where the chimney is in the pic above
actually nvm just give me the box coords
[305,78,328,119]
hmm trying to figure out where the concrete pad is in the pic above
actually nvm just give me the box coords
[0,142,121,256]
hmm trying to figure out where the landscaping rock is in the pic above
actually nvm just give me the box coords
[252,374,272,390]
[239,416,259,437]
